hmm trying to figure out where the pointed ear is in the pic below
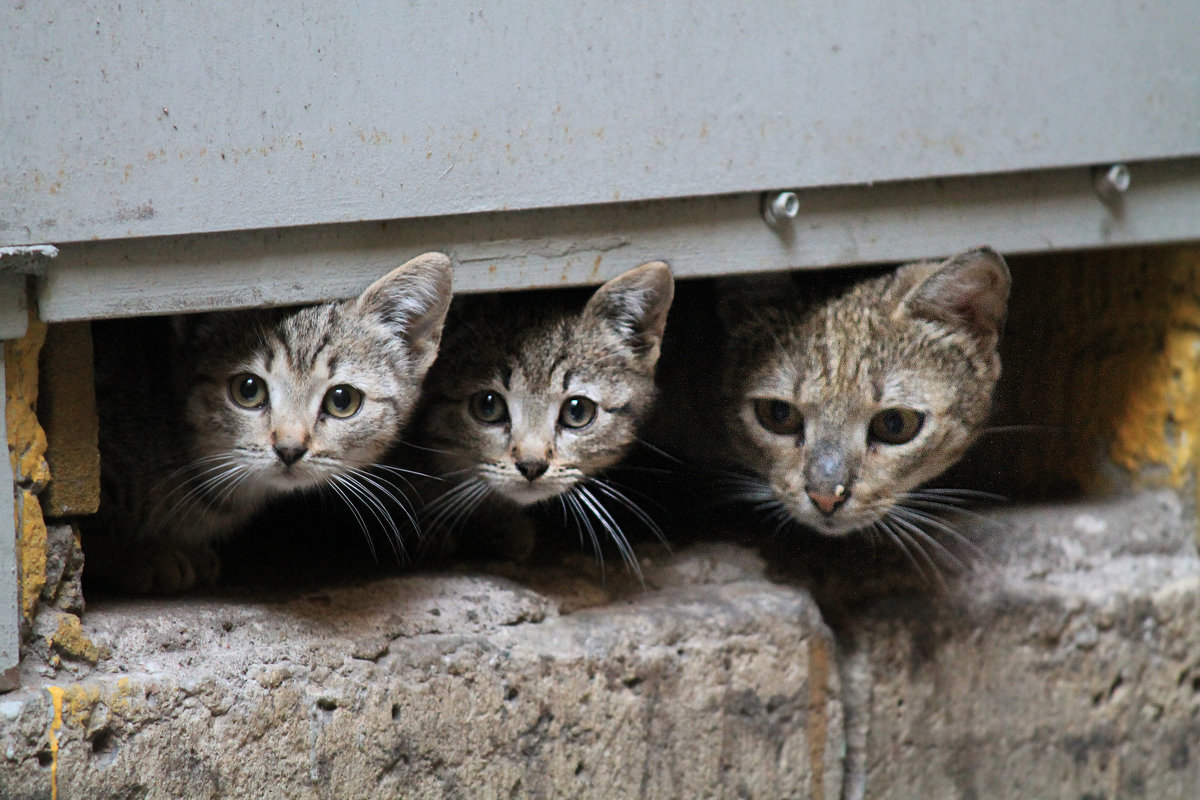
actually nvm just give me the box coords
[896,247,1011,347]
[356,252,454,375]
[581,261,675,365]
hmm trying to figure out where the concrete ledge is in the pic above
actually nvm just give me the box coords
[3,492,1197,799]
[841,491,1200,800]
[0,544,843,799]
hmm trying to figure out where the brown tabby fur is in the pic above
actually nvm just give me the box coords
[85,253,453,593]
[651,248,1010,542]
[411,262,674,567]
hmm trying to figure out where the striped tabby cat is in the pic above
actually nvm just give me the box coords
[652,248,1010,555]
[412,262,674,569]
[86,253,453,592]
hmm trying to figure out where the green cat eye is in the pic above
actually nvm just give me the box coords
[868,407,925,445]
[559,396,598,429]
[323,384,364,419]
[229,373,268,409]
[753,398,803,436]
[469,391,509,424]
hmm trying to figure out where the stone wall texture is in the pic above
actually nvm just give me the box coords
[0,546,845,799]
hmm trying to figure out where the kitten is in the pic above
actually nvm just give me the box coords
[411,262,674,568]
[84,252,454,593]
[653,248,1010,548]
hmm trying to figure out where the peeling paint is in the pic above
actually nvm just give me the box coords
[48,613,99,664]
[5,306,50,621]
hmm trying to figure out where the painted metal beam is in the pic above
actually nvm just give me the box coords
[37,158,1200,322]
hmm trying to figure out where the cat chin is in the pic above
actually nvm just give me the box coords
[255,467,333,495]
[493,480,575,508]
[782,500,878,537]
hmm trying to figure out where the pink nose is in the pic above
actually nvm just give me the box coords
[807,491,846,515]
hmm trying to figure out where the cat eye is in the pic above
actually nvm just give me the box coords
[868,407,926,445]
[469,391,509,424]
[753,399,804,436]
[322,384,364,419]
[559,396,598,429]
[229,373,268,409]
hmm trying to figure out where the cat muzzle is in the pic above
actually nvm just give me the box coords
[274,443,307,466]
[806,484,849,516]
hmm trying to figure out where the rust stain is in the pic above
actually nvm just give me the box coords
[356,128,392,144]
[807,635,830,800]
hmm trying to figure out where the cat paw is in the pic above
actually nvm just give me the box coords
[147,544,220,593]
[90,542,221,594]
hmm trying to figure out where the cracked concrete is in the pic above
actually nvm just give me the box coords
[836,490,1200,800]
[0,544,843,799]
[2,490,1199,799]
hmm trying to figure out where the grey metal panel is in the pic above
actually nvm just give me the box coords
[0,276,29,341]
[0,350,18,691]
[36,158,1200,322]
[5,1,1200,245]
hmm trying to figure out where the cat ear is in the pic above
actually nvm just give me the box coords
[581,261,675,364]
[355,252,454,375]
[895,247,1011,347]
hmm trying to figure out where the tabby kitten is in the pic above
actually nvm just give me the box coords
[85,252,454,593]
[655,247,1010,543]
[412,262,674,566]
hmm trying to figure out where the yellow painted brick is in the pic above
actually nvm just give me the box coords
[980,244,1200,499]
[5,309,49,485]
[40,321,101,517]
[6,303,54,627]
[16,489,46,620]
[47,612,100,665]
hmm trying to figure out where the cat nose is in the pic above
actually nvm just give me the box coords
[807,484,849,515]
[274,444,307,466]
[515,459,549,482]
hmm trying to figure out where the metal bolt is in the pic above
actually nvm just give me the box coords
[763,191,800,226]
[1093,164,1131,197]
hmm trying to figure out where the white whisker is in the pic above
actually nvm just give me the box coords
[890,505,986,560]
[878,516,941,589]
[576,484,642,581]
[885,510,968,574]
[585,477,666,545]
[326,478,377,559]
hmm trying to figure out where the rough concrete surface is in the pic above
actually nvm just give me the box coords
[840,489,1200,800]
[2,490,1198,799]
[0,544,843,800]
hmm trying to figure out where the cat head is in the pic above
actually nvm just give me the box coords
[178,252,453,501]
[720,248,1009,535]
[418,261,674,507]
